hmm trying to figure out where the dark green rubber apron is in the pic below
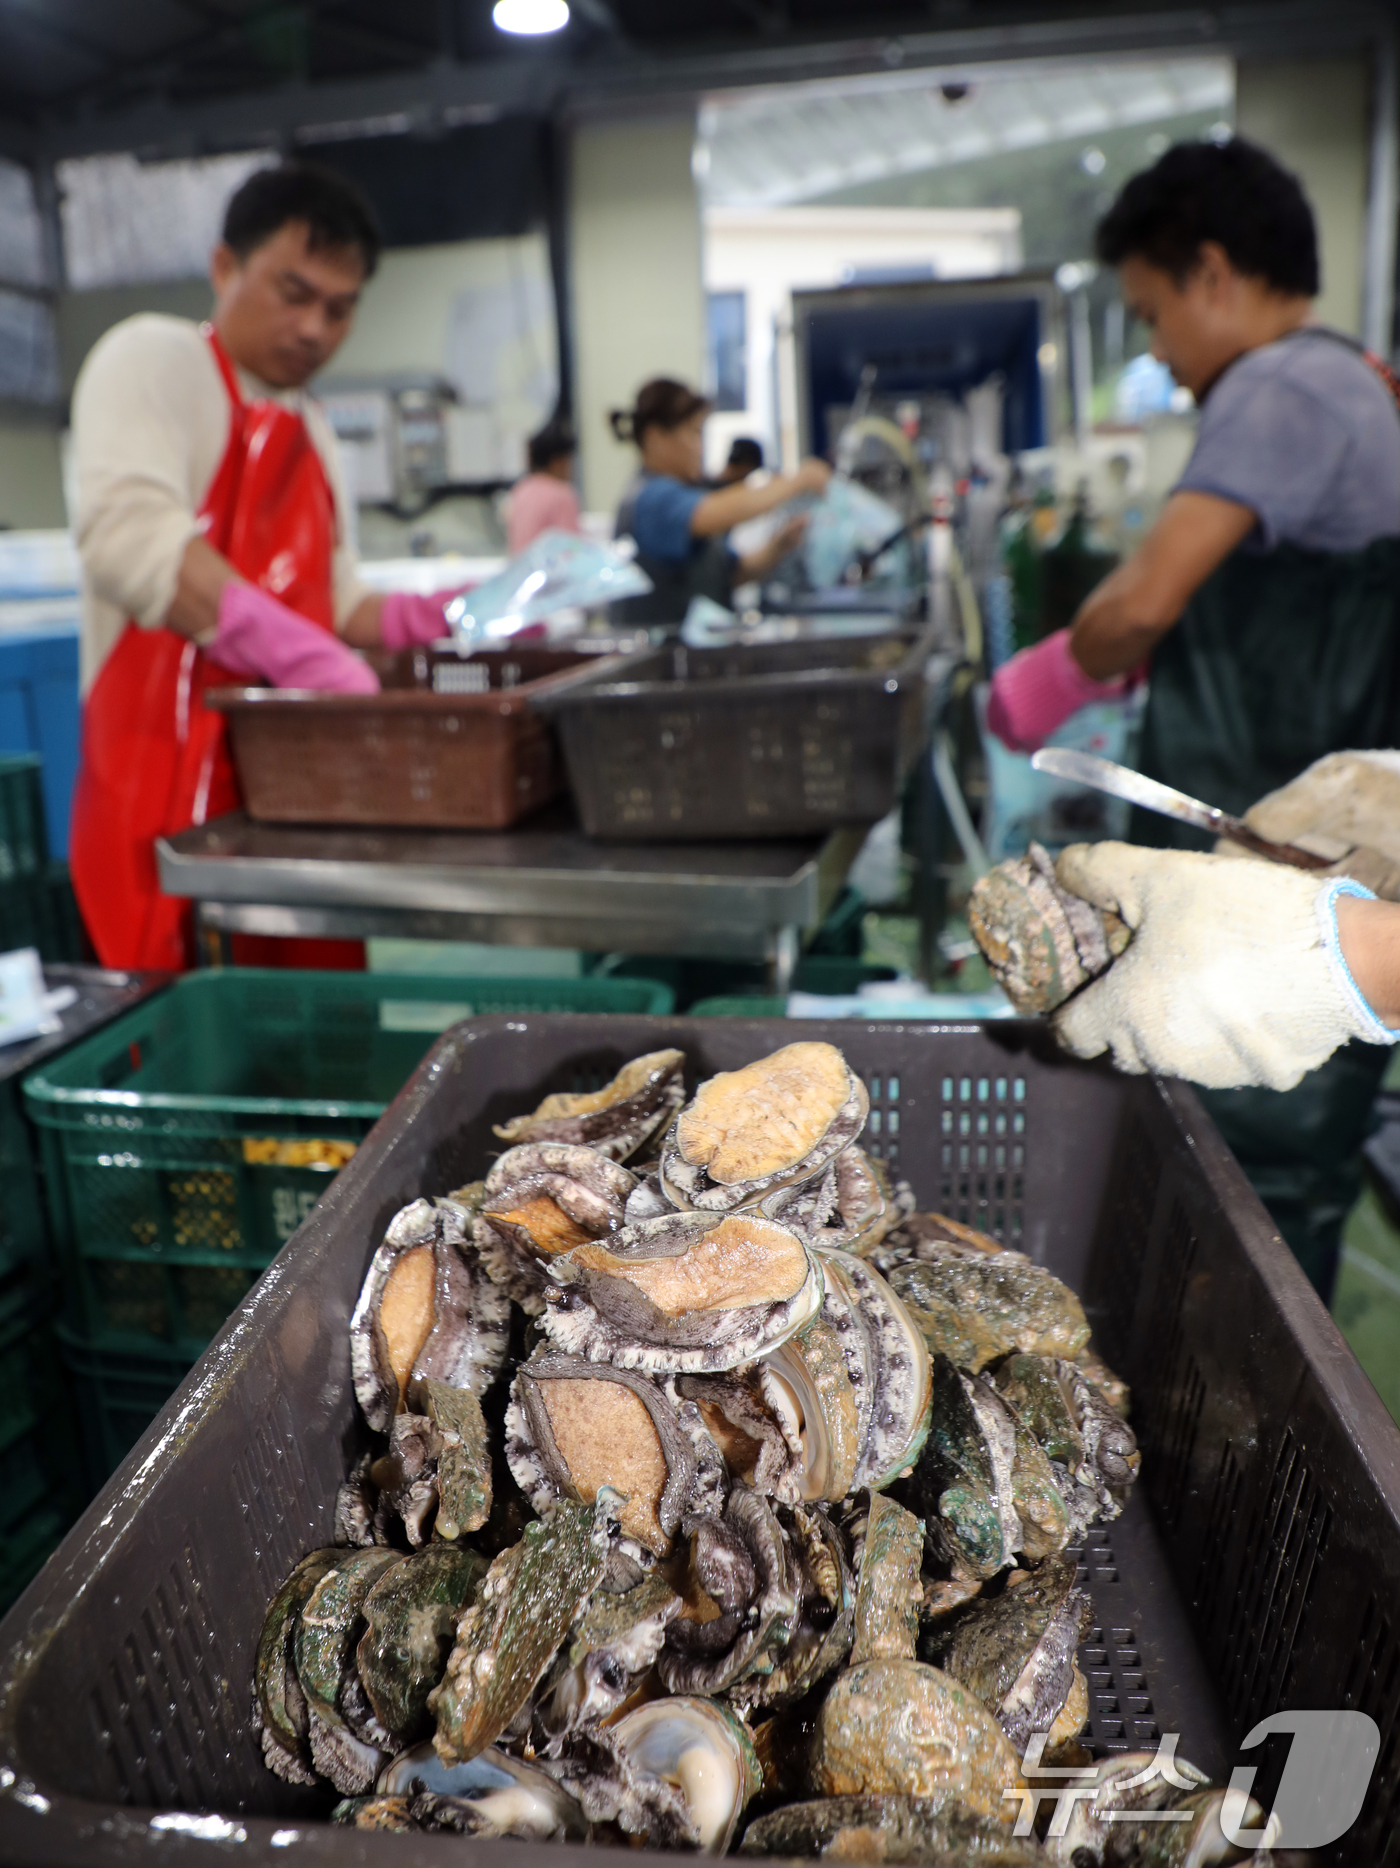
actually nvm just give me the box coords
[1134,536,1400,1300]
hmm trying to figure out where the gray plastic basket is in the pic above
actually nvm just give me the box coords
[0,1014,1396,1866]
[543,631,935,840]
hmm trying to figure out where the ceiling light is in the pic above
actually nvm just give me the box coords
[493,0,569,33]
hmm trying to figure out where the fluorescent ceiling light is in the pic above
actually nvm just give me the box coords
[493,0,569,33]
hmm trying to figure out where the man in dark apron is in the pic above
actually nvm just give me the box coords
[1063,138,1400,1301]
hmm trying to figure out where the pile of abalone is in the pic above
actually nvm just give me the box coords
[253,1042,1269,1863]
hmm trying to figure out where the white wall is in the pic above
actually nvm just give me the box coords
[570,113,705,515]
[328,234,557,483]
[56,278,213,396]
[704,205,1023,471]
[52,240,557,497]
[1236,57,1370,336]
[0,422,65,528]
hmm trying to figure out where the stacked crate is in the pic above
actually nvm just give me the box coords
[0,1117,83,1614]
[0,962,172,1614]
[0,759,83,1609]
[0,754,84,963]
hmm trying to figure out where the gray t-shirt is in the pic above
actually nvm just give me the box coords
[1176,327,1400,552]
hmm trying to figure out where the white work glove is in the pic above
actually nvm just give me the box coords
[1051,841,1396,1090]
[1219,751,1400,900]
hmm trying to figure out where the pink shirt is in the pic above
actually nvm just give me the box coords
[507,472,582,554]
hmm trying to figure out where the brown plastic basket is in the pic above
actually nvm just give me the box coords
[209,646,621,831]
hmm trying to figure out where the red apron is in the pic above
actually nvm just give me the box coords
[70,326,342,973]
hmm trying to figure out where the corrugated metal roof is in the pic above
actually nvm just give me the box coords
[698,55,1234,208]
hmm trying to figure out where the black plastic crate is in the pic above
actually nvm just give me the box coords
[54,1324,196,1495]
[0,863,89,966]
[0,965,168,1290]
[0,1272,84,1616]
[0,1015,1397,1866]
[0,968,172,1603]
[0,753,47,884]
[44,863,89,964]
[543,630,934,839]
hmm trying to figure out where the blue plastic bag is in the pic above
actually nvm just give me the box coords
[444,531,653,645]
[802,477,905,590]
[976,681,1148,862]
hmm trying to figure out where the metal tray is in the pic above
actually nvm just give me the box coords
[0,1014,1397,1866]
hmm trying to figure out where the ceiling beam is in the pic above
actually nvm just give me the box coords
[0,2,115,78]
[558,0,1390,121]
[569,0,627,37]
[302,9,439,67]
[31,52,562,161]
[29,7,278,121]
[18,0,1391,164]
[30,1,434,121]
[729,0,793,36]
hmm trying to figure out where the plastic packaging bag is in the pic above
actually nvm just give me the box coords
[444,531,653,646]
[0,946,74,1047]
[802,477,905,590]
[679,593,738,646]
[975,680,1148,863]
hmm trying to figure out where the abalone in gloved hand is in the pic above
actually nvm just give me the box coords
[968,840,1132,1015]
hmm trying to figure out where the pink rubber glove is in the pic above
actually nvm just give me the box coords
[987,628,1128,753]
[380,589,459,651]
[211,580,379,694]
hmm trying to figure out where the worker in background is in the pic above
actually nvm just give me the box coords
[507,418,581,555]
[713,437,765,487]
[68,163,458,974]
[610,378,831,625]
[989,139,1400,1303]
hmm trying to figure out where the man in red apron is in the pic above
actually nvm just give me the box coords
[69,163,454,972]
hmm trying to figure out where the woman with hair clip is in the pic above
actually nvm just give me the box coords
[609,378,831,623]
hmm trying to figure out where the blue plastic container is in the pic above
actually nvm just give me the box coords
[0,625,80,859]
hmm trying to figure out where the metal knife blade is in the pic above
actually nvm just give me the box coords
[1029,747,1336,871]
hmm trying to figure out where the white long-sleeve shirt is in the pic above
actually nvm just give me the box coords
[70,312,369,691]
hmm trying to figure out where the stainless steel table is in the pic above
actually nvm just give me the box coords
[156,809,866,992]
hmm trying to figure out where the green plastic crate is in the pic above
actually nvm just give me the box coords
[0,755,47,886]
[0,1275,84,1613]
[54,1323,194,1497]
[26,968,674,1357]
[690,995,789,1018]
[592,953,896,1011]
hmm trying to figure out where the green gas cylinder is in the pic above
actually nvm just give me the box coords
[1039,484,1119,637]
[1000,478,1058,651]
